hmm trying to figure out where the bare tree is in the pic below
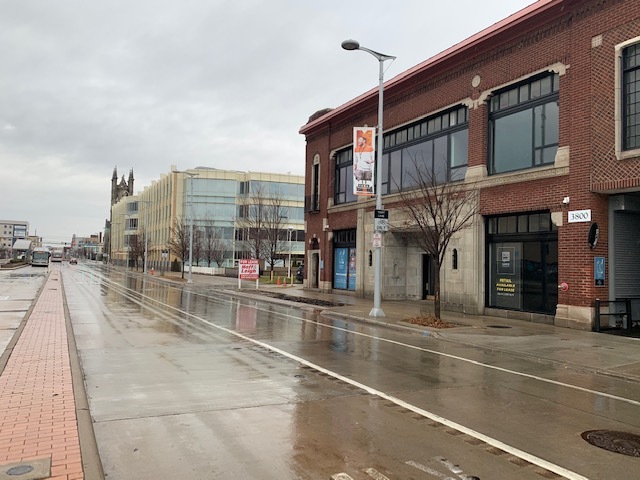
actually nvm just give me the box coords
[394,158,478,319]
[168,217,190,279]
[262,192,290,272]
[201,221,227,267]
[128,234,142,270]
[236,184,290,271]
[129,225,152,271]
[192,227,203,269]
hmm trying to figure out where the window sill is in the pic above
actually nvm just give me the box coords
[616,148,640,161]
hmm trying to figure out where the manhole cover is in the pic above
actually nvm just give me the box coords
[486,325,512,329]
[581,430,640,456]
[7,465,34,475]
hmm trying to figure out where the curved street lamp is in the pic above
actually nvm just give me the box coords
[341,39,395,318]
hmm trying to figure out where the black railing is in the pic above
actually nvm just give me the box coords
[594,298,640,333]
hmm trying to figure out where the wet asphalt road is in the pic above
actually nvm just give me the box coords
[26,263,640,479]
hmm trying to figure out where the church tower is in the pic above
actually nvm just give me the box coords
[106,167,134,261]
[110,167,134,206]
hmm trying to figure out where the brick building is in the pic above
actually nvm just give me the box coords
[299,0,640,330]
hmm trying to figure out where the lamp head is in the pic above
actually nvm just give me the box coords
[341,39,360,51]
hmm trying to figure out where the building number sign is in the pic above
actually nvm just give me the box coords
[568,209,591,223]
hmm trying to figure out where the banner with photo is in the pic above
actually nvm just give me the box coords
[353,127,376,196]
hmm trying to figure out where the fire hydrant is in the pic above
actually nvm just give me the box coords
[150,268,155,276]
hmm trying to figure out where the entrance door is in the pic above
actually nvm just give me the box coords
[521,241,558,314]
[422,254,434,299]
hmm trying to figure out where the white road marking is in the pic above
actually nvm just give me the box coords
[80,274,590,480]
[406,460,457,480]
[364,467,391,480]
[433,457,475,479]
[331,474,354,480]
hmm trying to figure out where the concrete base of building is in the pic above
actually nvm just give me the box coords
[484,307,555,325]
[554,304,593,331]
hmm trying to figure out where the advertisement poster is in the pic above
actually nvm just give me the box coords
[353,127,376,196]
[238,259,259,279]
[491,243,521,310]
[334,247,348,290]
[348,248,356,291]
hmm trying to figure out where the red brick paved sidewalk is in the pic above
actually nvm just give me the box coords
[0,271,83,480]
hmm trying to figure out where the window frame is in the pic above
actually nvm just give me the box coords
[622,42,640,151]
[488,73,560,175]
[381,106,469,194]
[334,148,357,205]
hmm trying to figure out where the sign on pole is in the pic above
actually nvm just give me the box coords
[353,127,376,197]
[238,259,260,290]
[374,209,389,232]
[373,233,382,248]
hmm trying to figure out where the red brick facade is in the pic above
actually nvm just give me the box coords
[300,0,640,329]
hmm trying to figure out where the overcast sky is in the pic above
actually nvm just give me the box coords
[0,0,534,245]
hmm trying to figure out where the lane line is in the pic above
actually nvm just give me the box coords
[84,268,640,409]
[68,270,590,480]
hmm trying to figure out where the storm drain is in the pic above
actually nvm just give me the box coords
[486,325,512,329]
[581,430,640,457]
[0,457,51,480]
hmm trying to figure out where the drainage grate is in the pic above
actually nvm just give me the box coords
[581,430,640,457]
[486,325,512,329]
[0,457,51,479]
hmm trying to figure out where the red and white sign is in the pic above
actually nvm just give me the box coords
[239,259,260,280]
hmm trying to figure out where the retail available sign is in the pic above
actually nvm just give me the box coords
[568,209,591,223]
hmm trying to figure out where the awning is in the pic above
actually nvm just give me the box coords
[12,239,32,250]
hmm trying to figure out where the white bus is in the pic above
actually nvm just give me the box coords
[31,247,51,267]
[51,249,63,262]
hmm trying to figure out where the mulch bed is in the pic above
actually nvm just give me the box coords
[248,290,345,308]
[407,314,458,328]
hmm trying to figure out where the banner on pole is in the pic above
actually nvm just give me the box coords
[353,127,376,196]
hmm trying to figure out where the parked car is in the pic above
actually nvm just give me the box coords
[295,264,304,282]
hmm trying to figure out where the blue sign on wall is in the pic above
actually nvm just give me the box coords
[594,257,605,286]
[334,248,348,289]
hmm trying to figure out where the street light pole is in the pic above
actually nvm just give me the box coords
[342,39,395,318]
[178,171,199,284]
[139,200,151,274]
[118,213,129,268]
[287,226,293,281]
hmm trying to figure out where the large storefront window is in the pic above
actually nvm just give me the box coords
[489,73,559,175]
[333,229,356,291]
[381,106,468,194]
[487,212,558,315]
